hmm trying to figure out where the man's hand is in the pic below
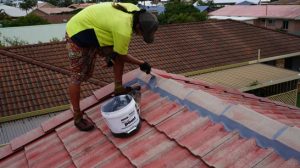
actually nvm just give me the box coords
[140,62,151,74]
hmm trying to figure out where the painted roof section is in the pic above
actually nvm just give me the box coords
[209,5,300,19]
[192,64,300,91]
[1,69,300,167]
[0,49,100,118]
[0,4,31,17]
[0,23,66,45]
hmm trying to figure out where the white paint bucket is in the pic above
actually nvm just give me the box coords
[101,94,140,136]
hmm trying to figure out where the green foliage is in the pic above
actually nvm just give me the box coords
[197,0,216,8]
[0,9,11,20]
[20,0,37,13]
[58,0,73,7]
[158,2,207,24]
[0,33,29,47]
[50,37,62,42]
[1,14,49,27]
[121,0,138,4]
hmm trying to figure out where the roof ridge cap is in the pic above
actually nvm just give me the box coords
[151,70,300,111]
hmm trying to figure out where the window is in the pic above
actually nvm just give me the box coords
[267,19,275,26]
[282,20,289,30]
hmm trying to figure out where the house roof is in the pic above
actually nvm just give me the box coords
[1,69,300,167]
[192,64,300,91]
[0,4,31,17]
[34,7,74,15]
[68,3,95,9]
[2,20,300,118]
[203,0,260,4]
[0,49,101,119]
[6,20,300,75]
[209,5,300,19]
[271,0,300,5]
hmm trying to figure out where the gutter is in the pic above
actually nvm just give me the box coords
[0,104,70,123]
[239,74,300,92]
[183,51,300,77]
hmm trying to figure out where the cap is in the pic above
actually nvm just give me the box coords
[138,11,159,43]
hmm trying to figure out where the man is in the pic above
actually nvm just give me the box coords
[66,2,158,131]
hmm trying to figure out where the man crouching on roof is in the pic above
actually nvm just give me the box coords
[65,2,158,131]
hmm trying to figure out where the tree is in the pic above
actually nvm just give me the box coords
[58,0,73,7]
[158,1,207,24]
[197,0,216,8]
[19,0,37,14]
[1,13,49,27]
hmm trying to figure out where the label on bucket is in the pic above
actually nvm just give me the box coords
[121,111,137,128]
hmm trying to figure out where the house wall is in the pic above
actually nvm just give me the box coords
[254,19,300,36]
[276,59,285,68]
[290,21,300,36]
[32,10,47,17]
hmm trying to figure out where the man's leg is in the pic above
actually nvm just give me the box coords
[69,81,94,131]
[66,38,96,131]
[113,56,126,94]
[69,83,81,120]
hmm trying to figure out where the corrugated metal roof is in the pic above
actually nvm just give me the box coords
[209,5,300,19]
[0,4,32,17]
[191,64,300,91]
[0,23,66,45]
[1,69,300,167]
[0,112,61,144]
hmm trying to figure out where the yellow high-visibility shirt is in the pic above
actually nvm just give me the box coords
[66,2,140,55]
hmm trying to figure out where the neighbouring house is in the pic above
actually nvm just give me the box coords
[0,4,30,18]
[2,20,300,143]
[271,0,300,4]
[209,5,300,35]
[31,4,75,23]
[68,3,95,9]
[200,0,270,6]
[138,4,165,15]
[192,64,300,106]
[0,69,300,167]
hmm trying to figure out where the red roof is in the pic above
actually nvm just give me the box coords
[0,49,100,117]
[1,69,300,167]
[209,5,300,19]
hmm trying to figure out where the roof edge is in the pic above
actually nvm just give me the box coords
[0,104,70,123]
[240,74,300,92]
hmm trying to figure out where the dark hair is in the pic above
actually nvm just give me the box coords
[112,3,146,32]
